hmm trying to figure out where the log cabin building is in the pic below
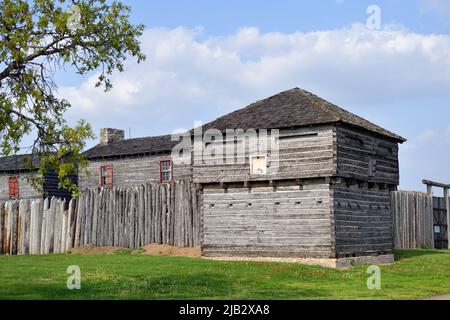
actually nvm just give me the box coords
[79,129,192,190]
[81,88,406,264]
[198,88,406,262]
[0,154,75,201]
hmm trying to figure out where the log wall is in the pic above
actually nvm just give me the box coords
[202,179,334,259]
[391,191,434,249]
[333,182,394,258]
[79,154,192,190]
[0,180,201,255]
[336,126,400,185]
[0,171,75,201]
[194,126,336,184]
[0,173,42,201]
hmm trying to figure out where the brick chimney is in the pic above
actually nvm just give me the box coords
[100,128,125,145]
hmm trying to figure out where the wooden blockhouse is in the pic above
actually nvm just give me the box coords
[81,88,406,261]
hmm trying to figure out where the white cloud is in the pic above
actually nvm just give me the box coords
[61,24,450,128]
[58,24,450,189]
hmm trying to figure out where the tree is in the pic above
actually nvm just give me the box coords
[0,0,145,195]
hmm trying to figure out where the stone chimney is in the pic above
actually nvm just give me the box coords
[100,128,125,145]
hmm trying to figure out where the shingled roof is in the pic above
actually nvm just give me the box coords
[84,88,406,159]
[201,88,406,142]
[85,134,177,160]
[0,154,40,173]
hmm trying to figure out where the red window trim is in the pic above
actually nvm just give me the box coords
[99,165,113,188]
[8,176,19,199]
[159,158,173,184]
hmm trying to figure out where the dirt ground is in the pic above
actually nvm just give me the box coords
[141,244,201,258]
[69,245,201,258]
[69,246,125,255]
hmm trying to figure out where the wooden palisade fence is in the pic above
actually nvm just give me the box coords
[391,191,434,249]
[0,180,201,255]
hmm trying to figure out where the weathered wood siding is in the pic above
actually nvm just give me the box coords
[433,197,449,249]
[0,181,201,255]
[79,154,192,190]
[332,182,393,257]
[43,171,77,200]
[194,125,336,183]
[0,173,41,201]
[336,126,400,185]
[390,191,434,250]
[202,179,334,258]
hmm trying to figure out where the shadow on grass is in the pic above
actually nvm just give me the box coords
[395,249,448,261]
[3,273,235,300]
[2,272,338,300]
[105,273,336,300]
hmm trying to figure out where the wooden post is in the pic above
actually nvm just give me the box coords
[10,201,19,255]
[40,198,48,254]
[445,187,450,250]
[53,199,62,254]
[18,200,25,255]
[0,203,4,255]
[427,184,433,196]
[30,200,42,254]
[425,184,435,249]
[423,180,450,249]
[0,180,203,255]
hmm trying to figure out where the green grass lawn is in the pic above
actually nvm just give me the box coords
[0,250,449,300]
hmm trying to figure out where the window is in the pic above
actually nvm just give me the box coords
[160,159,173,183]
[8,176,19,199]
[99,165,113,188]
[251,156,267,175]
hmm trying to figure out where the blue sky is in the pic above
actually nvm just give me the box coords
[55,0,450,192]
[126,0,449,35]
